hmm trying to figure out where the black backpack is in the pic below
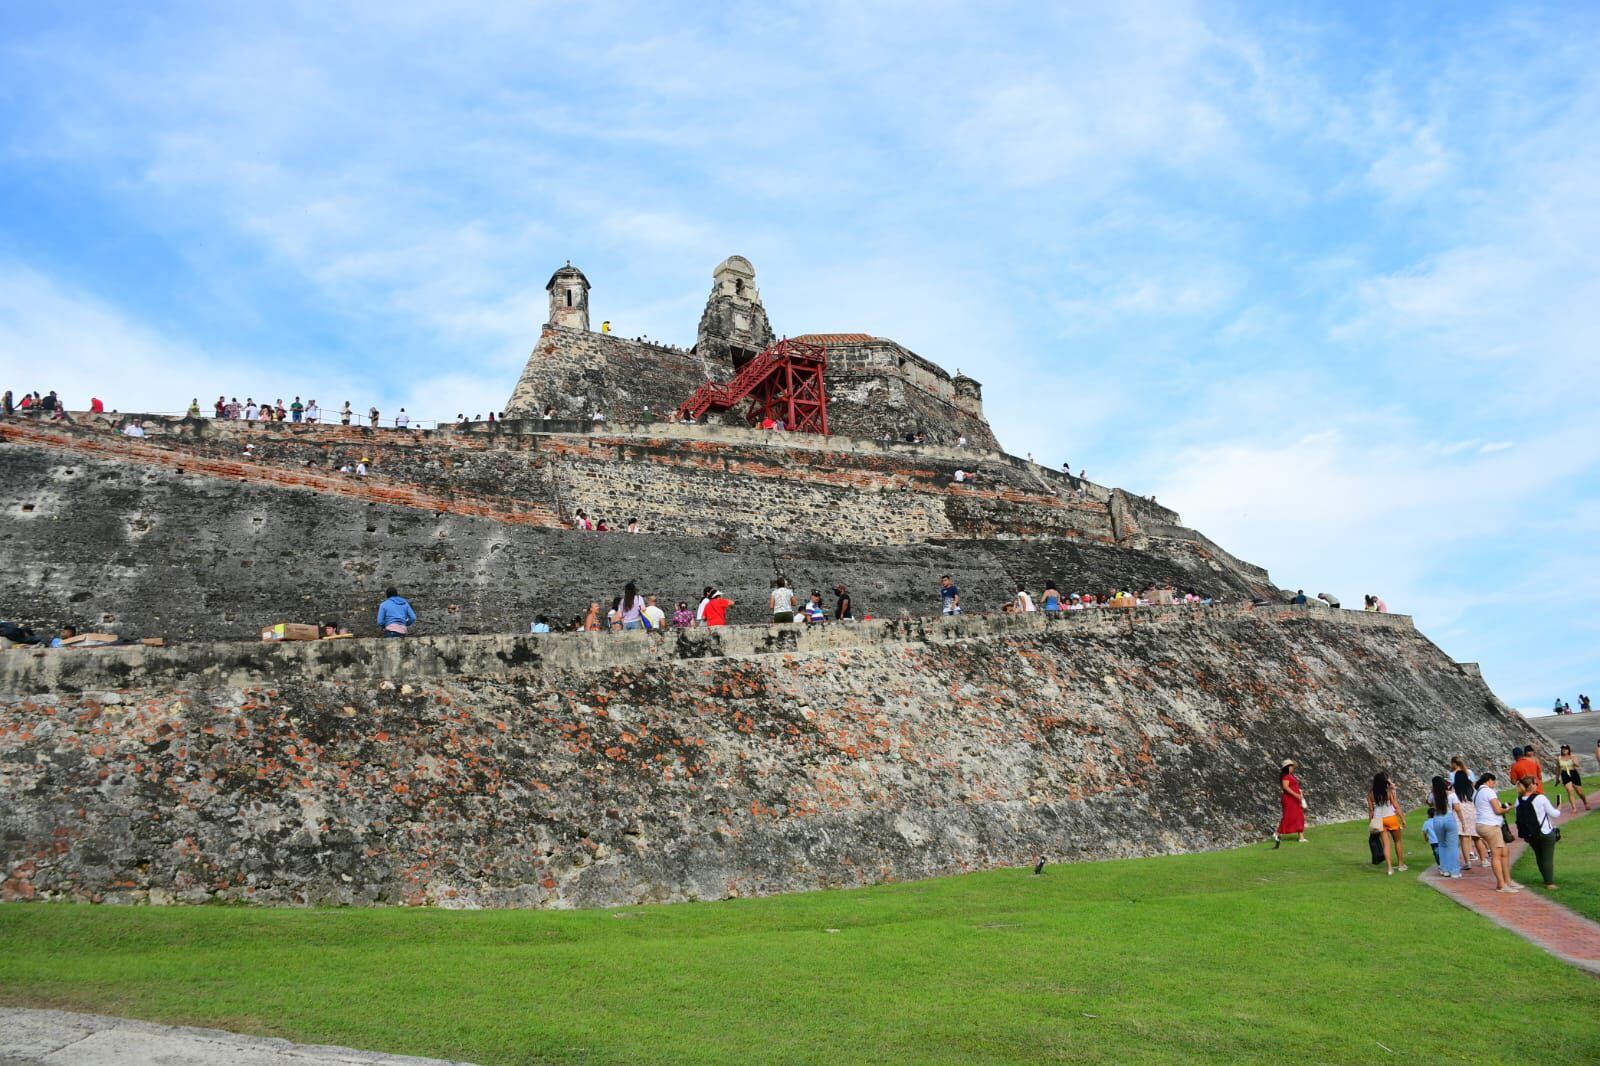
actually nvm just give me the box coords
[1515,796,1545,841]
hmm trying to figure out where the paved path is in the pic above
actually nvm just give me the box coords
[1420,798,1600,976]
[1527,711,1600,775]
[0,1008,476,1065]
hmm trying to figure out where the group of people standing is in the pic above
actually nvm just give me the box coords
[1277,742,1588,893]
[211,397,390,427]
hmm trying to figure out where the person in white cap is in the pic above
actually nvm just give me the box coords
[1273,759,1307,847]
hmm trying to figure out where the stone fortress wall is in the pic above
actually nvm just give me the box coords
[0,250,1531,912]
[0,607,1529,907]
[0,415,1267,643]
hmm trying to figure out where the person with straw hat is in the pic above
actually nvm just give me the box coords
[1273,759,1308,847]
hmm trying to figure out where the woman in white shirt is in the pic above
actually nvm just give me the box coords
[1472,773,1518,892]
[770,578,796,624]
[1515,775,1563,890]
[1014,585,1036,613]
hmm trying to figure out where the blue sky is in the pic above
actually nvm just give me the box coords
[2,2,1596,712]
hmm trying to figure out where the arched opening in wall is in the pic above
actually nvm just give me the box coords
[566,289,574,308]
[735,279,744,296]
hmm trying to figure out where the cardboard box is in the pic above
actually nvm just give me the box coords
[261,622,320,642]
[60,632,120,647]
[1149,589,1174,605]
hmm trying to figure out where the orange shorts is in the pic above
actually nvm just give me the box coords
[1381,815,1403,832]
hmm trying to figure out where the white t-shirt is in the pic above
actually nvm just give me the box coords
[1521,794,1562,835]
[1473,785,1503,827]
[642,604,666,629]
[122,424,145,437]
[1015,591,1035,612]
[771,587,796,614]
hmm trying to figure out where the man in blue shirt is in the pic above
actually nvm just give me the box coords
[376,588,417,637]
[939,575,961,615]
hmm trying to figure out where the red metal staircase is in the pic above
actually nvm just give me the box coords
[674,338,829,434]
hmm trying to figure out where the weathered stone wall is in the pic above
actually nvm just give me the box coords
[807,337,999,449]
[1,418,1274,642]
[503,325,1002,446]
[0,608,1531,907]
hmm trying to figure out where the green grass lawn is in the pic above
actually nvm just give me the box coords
[1514,790,1600,919]
[3,810,1598,1065]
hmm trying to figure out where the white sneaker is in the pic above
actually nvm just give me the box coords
[1398,864,1409,872]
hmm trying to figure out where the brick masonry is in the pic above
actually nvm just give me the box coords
[0,608,1531,908]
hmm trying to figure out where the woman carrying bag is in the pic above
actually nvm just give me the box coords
[1515,775,1564,890]
[1368,771,1406,875]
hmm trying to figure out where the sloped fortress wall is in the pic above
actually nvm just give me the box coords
[0,418,1271,642]
[0,609,1526,907]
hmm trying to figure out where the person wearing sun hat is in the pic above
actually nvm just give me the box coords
[1273,758,1307,847]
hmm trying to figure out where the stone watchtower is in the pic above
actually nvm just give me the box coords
[547,263,590,331]
[952,372,985,420]
[695,255,775,370]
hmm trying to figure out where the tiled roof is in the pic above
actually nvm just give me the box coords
[792,333,874,344]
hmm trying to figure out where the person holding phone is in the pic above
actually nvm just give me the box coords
[1472,773,1518,893]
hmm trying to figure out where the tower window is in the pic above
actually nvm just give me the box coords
[566,289,573,308]
[735,279,744,296]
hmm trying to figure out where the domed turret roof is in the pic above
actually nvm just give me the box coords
[545,262,589,291]
[713,255,755,278]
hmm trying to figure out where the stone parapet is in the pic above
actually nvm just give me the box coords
[1,604,1413,696]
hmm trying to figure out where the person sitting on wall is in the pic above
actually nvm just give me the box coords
[626,518,640,534]
[376,587,416,637]
[1291,590,1308,605]
[594,518,610,532]
[48,625,78,648]
[529,615,552,634]
[802,591,828,624]
[121,419,145,437]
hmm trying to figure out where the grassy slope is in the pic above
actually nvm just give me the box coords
[2,811,1598,1065]
[1514,791,1600,918]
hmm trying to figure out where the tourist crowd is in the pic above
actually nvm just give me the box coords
[1273,741,1592,893]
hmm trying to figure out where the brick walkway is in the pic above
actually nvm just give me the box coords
[1420,802,1600,976]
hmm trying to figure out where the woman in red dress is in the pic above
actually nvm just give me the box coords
[1274,759,1307,847]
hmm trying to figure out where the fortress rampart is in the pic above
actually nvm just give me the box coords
[0,606,1524,908]
[0,416,1267,643]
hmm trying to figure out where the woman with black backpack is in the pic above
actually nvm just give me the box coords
[1515,774,1564,890]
